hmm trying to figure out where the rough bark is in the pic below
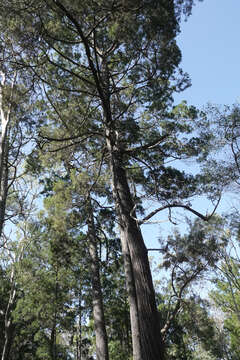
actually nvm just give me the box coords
[101,54,165,359]
[87,203,109,360]
[106,129,165,359]
[120,230,142,360]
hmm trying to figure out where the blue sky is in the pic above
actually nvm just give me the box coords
[175,0,240,106]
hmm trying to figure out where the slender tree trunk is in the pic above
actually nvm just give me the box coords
[107,140,165,360]
[0,131,9,238]
[50,325,56,360]
[87,201,109,360]
[1,325,14,360]
[76,289,82,360]
[0,95,9,238]
[1,267,16,360]
[0,70,16,238]
[50,267,58,360]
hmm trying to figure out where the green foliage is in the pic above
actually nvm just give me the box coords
[211,256,240,359]
[160,217,228,289]
[159,295,224,360]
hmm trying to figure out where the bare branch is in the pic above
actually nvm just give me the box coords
[138,197,221,226]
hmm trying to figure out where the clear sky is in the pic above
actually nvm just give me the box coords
[175,0,240,107]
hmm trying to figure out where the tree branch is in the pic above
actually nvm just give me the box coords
[124,134,169,155]
[138,197,221,226]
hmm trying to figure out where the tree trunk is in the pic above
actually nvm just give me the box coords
[76,289,82,360]
[0,99,9,238]
[1,267,16,360]
[50,267,58,360]
[1,325,14,360]
[108,145,165,360]
[0,70,16,238]
[120,228,142,360]
[50,325,56,360]
[87,202,109,360]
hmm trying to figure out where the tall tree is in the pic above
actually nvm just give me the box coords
[29,1,208,358]
[1,1,209,358]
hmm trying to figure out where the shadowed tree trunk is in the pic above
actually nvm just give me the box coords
[120,230,142,360]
